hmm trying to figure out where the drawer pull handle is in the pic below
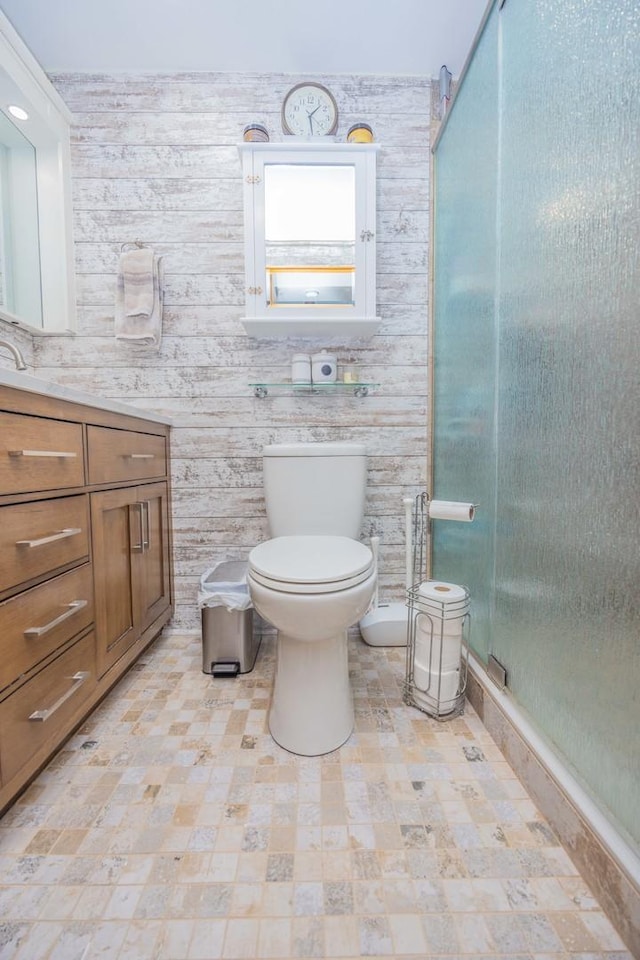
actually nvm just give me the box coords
[16,527,82,549]
[125,453,155,459]
[9,449,78,459]
[28,671,91,722]
[24,599,88,638]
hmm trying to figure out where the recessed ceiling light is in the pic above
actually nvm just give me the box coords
[8,105,29,121]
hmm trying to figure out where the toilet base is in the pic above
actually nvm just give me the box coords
[269,631,354,756]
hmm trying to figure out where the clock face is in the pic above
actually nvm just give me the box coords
[282,83,338,137]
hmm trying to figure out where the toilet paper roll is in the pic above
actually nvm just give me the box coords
[417,580,469,622]
[415,614,462,671]
[428,499,475,522]
[413,662,460,704]
[418,580,467,604]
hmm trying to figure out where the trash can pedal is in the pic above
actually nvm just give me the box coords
[211,659,241,678]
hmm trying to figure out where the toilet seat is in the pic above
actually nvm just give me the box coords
[249,535,374,595]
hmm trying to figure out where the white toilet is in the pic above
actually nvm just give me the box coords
[248,442,376,756]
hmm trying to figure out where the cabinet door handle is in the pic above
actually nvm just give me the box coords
[16,527,82,548]
[9,449,78,459]
[28,671,91,722]
[130,502,144,552]
[142,500,150,551]
[124,453,155,459]
[24,599,88,638]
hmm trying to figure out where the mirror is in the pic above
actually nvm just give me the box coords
[264,164,356,307]
[0,109,42,325]
[0,14,76,332]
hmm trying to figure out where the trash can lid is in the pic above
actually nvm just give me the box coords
[198,559,252,611]
[202,560,248,586]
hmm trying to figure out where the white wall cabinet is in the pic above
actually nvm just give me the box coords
[239,141,380,338]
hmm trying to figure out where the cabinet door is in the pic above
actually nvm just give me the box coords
[91,487,137,677]
[91,482,172,679]
[239,142,379,338]
[132,482,171,636]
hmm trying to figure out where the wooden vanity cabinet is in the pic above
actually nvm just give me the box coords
[0,385,173,813]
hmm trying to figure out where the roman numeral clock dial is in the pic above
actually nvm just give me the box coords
[282,82,338,137]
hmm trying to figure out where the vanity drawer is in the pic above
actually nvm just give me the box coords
[0,630,96,786]
[0,564,94,693]
[0,495,90,595]
[87,426,166,484]
[0,411,84,495]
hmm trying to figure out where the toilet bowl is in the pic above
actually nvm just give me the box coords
[248,535,375,755]
[249,441,374,755]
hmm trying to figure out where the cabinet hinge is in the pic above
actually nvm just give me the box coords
[245,175,261,184]
[360,229,375,242]
[247,286,263,295]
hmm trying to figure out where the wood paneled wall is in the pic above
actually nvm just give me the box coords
[34,73,430,629]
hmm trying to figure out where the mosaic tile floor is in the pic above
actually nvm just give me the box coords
[0,631,631,960]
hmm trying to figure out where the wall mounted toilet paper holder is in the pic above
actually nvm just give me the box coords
[427,497,478,523]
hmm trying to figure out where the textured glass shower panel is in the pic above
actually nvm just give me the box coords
[432,7,499,662]
[494,0,640,846]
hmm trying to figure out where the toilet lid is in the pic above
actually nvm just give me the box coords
[249,536,374,594]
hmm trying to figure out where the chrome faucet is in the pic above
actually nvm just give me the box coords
[0,339,27,370]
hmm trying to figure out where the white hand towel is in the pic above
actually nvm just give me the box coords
[115,254,164,349]
[121,247,155,318]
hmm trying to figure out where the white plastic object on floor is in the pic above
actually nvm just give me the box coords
[359,496,414,647]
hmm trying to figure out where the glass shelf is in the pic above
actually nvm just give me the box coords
[249,381,379,398]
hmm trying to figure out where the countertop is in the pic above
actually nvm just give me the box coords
[0,367,173,425]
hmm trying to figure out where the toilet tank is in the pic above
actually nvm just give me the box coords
[263,442,367,538]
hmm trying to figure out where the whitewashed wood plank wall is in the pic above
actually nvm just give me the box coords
[35,72,431,629]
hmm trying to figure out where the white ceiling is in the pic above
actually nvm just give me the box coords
[0,0,488,77]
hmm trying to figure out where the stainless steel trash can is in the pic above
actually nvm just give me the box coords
[200,561,260,676]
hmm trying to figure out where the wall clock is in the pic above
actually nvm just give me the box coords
[282,82,338,137]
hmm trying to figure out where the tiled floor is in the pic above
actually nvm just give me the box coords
[0,631,631,960]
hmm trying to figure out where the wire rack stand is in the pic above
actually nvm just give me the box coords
[403,492,470,720]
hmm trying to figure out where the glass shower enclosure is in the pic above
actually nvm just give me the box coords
[432,0,640,851]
